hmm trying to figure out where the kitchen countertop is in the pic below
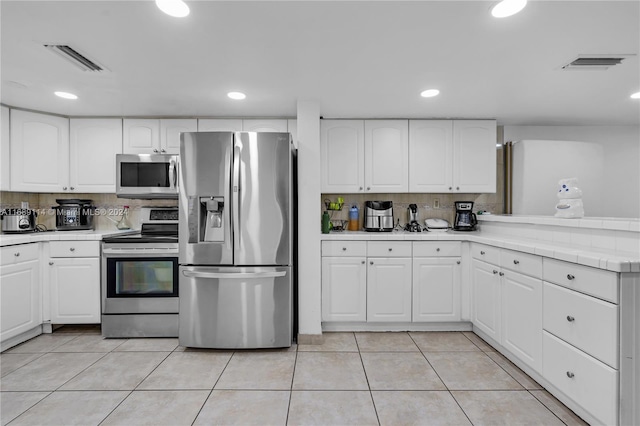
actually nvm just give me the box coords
[476,214,640,232]
[321,230,640,273]
[0,229,138,247]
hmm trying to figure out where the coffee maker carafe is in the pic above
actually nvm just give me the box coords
[453,201,477,231]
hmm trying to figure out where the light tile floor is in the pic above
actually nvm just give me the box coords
[0,327,589,426]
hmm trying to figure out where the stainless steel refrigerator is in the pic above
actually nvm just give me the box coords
[178,131,294,349]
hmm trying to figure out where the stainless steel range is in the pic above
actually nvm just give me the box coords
[101,207,179,338]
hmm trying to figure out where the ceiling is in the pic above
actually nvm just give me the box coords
[1,1,639,126]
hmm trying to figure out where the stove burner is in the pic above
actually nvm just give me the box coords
[404,221,423,232]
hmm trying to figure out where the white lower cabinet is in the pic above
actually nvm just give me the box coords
[367,257,412,322]
[471,259,501,341]
[321,256,367,322]
[501,270,542,372]
[48,241,101,324]
[0,244,41,343]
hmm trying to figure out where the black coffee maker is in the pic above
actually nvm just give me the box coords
[453,201,477,231]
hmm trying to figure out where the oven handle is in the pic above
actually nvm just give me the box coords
[102,248,178,256]
[182,270,286,279]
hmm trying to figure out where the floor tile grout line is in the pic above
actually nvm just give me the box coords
[284,345,299,425]
[96,389,135,426]
[526,388,573,426]
[448,389,476,426]
[0,352,46,378]
[408,332,450,392]
[189,349,236,426]
[354,332,382,426]
[1,390,53,426]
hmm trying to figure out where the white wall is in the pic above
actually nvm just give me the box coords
[504,126,640,218]
[296,101,322,338]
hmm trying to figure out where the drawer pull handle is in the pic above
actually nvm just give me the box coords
[388,248,392,252]
[480,251,485,255]
[513,260,519,265]
[566,316,575,322]
[493,270,498,274]
[14,252,20,257]
[342,247,347,251]
[566,371,575,379]
[70,247,75,252]
[436,248,440,252]
[499,272,504,276]
[567,274,575,280]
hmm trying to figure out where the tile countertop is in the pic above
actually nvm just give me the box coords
[0,229,138,247]
[475,214,640,232]
[321,230,640,273]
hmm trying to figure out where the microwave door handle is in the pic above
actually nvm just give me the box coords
[182,270,286,279]
[169,157,177,190]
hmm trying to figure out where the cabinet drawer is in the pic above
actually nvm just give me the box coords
[49,241,100,258]
[500,249,542,278]
[413,241,461,257]
[1,243,39,265]
[543,258,618,303]
[322,241,367,257]
[471,243,500,264]
[543,282,618,368]
[367,241,411,257]
[542,331,618,426]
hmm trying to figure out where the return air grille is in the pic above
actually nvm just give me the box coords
[44,44,107,72]
[562,55,632,70]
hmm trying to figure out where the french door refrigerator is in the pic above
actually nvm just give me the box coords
[178,131,294,348]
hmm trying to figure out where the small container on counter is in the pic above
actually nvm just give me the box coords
[348,204,359,231]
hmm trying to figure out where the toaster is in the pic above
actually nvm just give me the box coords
[364,201,394,232]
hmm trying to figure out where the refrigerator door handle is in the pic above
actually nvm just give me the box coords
[233,144,241,251]
[182,270,286,279]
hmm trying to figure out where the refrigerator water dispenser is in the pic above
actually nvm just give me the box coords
[201,197,224,242]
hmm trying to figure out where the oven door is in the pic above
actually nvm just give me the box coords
[102,246,179,314]
[116,154,178,199]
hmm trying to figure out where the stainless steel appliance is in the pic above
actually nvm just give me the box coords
[116,154,178,199]
[101,207,179,337]
[54,199,95,231]
[179,131,294,349]
[1,205,37,233]
[364,201,394,232]
[404,203,422,232]
[453,201,477,231]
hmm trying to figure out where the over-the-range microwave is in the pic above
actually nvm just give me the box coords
[116,154,178,199]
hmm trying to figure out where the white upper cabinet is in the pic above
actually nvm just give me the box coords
[409,120,453,192]
[321,120,365,193]
[242,119,288,132]
[160,119,197,154]
[364,120,408,193]
[453,120,497,193]
[70,118,122,193]
[10,110,70,192]
[1,106,10,190]
[198,119,243,132]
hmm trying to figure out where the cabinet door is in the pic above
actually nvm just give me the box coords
[160,119,197,154]
[409,120,453,192]
[321,257,366,322]
[367,257,412,322]
[501,270,543,372]
[413,257,461,322]
[364,120,408,193]
[49,257,100,324]
[1,106,10,191]
[242,119,288,132]
[10,110,69,192]
[70,118,123,193]
[472,259,501,341]
[452,120,497,193]
[197,119,243,132]
[0,259,40,342]
[123,119,160,154]
[320,120,365,193]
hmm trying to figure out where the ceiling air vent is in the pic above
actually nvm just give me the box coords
[44,44,107,72]
[561,54,633,71]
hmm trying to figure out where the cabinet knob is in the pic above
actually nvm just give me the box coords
[161,149,166,153]
[480,251,485,255]
[49,261,54,265]
[493,270,498,274]
[69,247,75,252]
[359,187,363,191]
[566,371,575,379]
[153,149,159,153]
[456,186,460,190]
[342,247,347,251]
[449,187,452,190]
[388,248,392,252]
[567,274,575,281]
[456,260,461,265]
[70,187,75,190]
[370,261,374,265]
[513,260,520,265]
[14,252,20,257]
[366,187,371,191]
[566,315,575,322]
[436,248,440,252]
[361,260,365,264]
[499,272,504,276]
[63,186,68,190]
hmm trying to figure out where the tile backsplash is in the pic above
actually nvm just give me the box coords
[0,191,177,231]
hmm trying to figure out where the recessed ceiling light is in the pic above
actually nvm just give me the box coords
[491,0,527,18]
[227,92,246,100]
[420,89,440,98]
[54,91,78,100]
[631,92,640,99]
[156,0,190,18]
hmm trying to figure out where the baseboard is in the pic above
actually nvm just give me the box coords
[321,321,473,332]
